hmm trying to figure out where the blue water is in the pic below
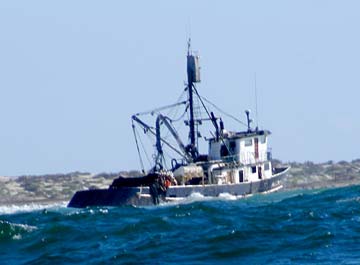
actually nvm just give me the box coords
[1,185,360,264]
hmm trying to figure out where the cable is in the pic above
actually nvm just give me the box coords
[136,125,153,169]
[135,100,187,117]
[132,121,145,173]
[170,107,188,122]
[200,95,248,127]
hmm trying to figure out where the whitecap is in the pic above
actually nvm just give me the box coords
[0,201,68,215]
[11,222,37,232]
[218,192,237,200]
[188,192,205,199]
[336,197,360,204]
[0,220,38,232]
[12,234,22,240]
[99,208,109,214]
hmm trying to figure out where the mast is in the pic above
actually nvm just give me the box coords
[186,39,201,159]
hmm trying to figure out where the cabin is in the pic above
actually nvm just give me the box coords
[207,129,273,184]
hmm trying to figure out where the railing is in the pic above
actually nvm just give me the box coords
[239,151,270,165]
[217,150,272,166]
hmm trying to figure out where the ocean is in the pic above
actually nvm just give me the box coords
[1,185,360,264]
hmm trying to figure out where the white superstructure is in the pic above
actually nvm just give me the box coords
[207,128,273,184]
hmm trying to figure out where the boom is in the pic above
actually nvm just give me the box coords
[155,114,193,167]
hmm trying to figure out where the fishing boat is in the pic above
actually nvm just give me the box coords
[68,40,290,208]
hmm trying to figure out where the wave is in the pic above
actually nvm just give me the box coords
[1,185,360,264]
[140,192,253,211]
[0,220,37,241]
[0,201,68,215]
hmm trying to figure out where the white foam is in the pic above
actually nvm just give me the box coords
[188,192,205,199]
[177,192,247,204]
[13,222,37,232]
[336,196,360,204]
[152,192,251,208]
[0,201,68,215]
[0,220,38,233]
[12,234,22,240]
[218,192,238,200]
[160,192,219,207]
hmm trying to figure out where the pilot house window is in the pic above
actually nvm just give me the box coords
[264,163,270,171]
[245,139,253,147]
[220,145,229,157]
[251,166,257,173]
[229,141,236,153]
[261,136,266,144]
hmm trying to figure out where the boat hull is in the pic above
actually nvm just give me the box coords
[67,167,289,208]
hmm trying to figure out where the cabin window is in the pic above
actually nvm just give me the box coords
[251,166,256,173]
[245,139,252,147]
[258,166,262,179]
[264,163,270,171]
[261,136,266,144]
[229,141,236,153]
[239,170,244,183]
[213,169,222,176]
[220,145,229,157]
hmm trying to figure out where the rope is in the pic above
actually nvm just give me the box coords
[138,126,153,167]
[193,86,238,165]
[135,101,187,117]
[199,95,248,127]
[156,89,187,142]
[132,121,145,173]
[192,85,218,129]
[170,107,188,122]
[135,88,187,117]
[165,88,187,117]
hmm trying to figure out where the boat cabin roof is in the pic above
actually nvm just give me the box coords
[208,129,271,142]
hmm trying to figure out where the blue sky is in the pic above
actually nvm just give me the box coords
[0,1,359,176]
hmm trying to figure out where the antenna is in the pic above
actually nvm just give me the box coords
[254,72,259,130]
[186,18,192,45]
[187,38,191,56]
